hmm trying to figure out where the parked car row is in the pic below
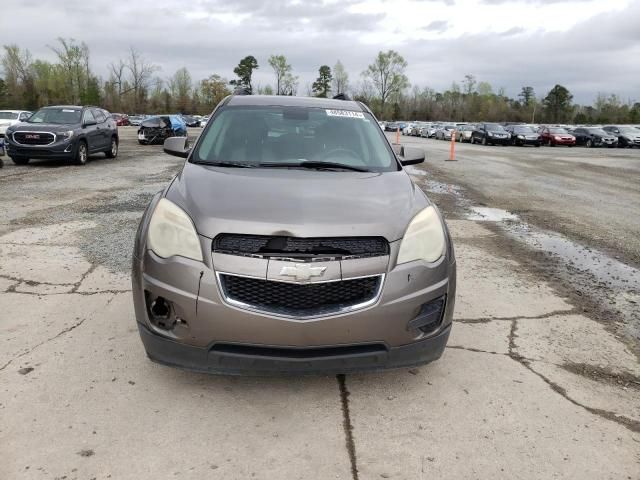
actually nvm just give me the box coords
[385,119,640,148]
[106,113,207,128]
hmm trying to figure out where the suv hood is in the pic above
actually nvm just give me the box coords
[166,163,430,241]
[10,123,77,132]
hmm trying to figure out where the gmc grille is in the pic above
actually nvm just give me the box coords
[13,132,55,145]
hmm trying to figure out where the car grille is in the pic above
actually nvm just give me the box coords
[13,132,55,145]
[213,234,389,259]
[219,274,382,317]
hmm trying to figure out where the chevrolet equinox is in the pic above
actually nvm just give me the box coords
[132,94,456,374]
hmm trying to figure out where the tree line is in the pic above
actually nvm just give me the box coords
[1,38,639,124]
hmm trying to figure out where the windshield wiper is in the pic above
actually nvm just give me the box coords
[192,161,256,168]
[258,161,370,172]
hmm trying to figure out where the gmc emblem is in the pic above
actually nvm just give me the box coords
[25,134,40,139]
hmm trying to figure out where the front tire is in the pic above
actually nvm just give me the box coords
[586,139,593,148]
[482,137,487,146]
[11,156,30,165]
[105,137,118,158]
[75,141,88,165]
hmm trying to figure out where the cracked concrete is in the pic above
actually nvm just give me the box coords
[347,349,638,480]
[453,241,573,320]
[1,129,639,479]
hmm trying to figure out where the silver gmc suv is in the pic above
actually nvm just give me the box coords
[132,94,456,374]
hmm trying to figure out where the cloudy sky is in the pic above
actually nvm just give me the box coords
[4,0,639,103]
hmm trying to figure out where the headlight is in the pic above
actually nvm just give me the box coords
[517,135,524,139]
[147,198,203,261]
[58,130,75,141]
[397,206,446,264]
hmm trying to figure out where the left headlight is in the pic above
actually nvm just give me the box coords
[397,206,446,265]
[147,198,203,261]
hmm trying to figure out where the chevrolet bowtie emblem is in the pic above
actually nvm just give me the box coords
[279,263,327,281]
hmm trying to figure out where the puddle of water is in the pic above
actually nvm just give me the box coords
[506,223,640,292]
[465,205,640,293]
[468,207,520,222]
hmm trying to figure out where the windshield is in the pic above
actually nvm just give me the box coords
[514,126,535,133]
[619,127,640,133]
[586,128,608,135]
[194,106,398,172]
[28,108,82,125]
[549,128,568,134]
[0,112,19,120]
[485,123,506,131]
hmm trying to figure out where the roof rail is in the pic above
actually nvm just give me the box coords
[333,93,351,101]
[233,87,251,96]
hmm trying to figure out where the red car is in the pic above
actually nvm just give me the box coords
[111,113,130,126]
[539,127,575,147]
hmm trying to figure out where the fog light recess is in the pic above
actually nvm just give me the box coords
[146,293,176,330]
[407,296,446,333]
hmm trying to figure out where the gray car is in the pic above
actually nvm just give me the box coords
[132,94,456,375]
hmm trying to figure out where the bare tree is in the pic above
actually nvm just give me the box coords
[126,47,159,112]
[109,58,127,97]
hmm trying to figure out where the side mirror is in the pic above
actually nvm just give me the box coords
[163,136,190,158]
[398,146,425,166]
[83,119,97,127]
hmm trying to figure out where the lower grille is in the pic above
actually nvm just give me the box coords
[13,132,55,145]
[211,343,386,359]
[219,274,382,317]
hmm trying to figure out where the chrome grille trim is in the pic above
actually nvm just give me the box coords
[12,131,56,146]
[215,272,385,320]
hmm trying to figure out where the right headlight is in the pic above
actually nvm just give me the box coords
[397,206,446,264]
[57,130,75,141]
[147,198,203,261]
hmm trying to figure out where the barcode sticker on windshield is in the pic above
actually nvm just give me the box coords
[62,109,77,112]
[326,109,365,119]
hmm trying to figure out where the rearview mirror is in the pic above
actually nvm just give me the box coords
[163,136,190,158]
[396,145,425,166]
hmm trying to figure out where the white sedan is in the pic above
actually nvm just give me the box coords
[0,110,33,137]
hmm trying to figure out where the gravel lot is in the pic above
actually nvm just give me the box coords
[1,127,638,479]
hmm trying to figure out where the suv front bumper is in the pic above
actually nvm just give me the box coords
[138,322,451,375]
[132,230,456,374]
[5,138,78,160]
